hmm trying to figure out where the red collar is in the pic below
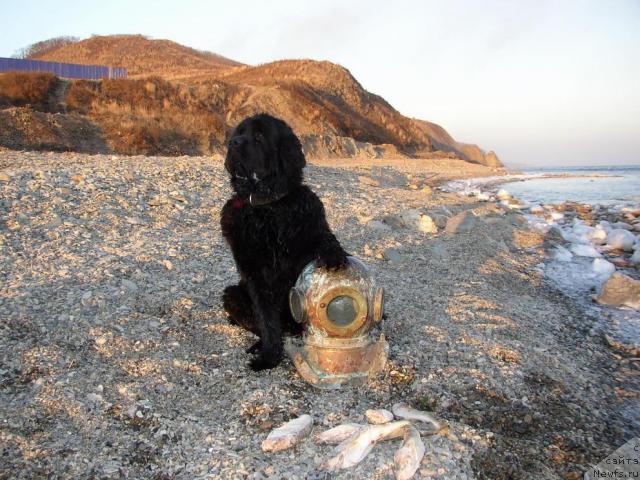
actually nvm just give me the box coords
[232,197,245,209]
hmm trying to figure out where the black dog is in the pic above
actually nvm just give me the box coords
[221,113,349,371]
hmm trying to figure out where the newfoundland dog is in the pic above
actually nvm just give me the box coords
[221,113,349,371]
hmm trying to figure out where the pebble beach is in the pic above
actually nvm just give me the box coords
[1,150,638,479]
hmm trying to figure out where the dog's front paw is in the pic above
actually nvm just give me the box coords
[317,251,349,271]
[246,340,262,354]
[249,352,281,371]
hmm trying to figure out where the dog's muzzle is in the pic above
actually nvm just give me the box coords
[285,257,388,389]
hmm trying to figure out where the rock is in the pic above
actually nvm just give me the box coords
[586,227,608,245]
[545,226,566,244]
[610,257,631,268]
[569,243,601,258]
[630,249,640,265]
[530,205,544,214]
[398,209,437,234]
[0,172,10,182]
[445,211,476,234]
[382,215,405,230]
[592,258,615,278]
[496,189,510,200]
[430,214,449,229]
[611,222,633,230]
[595,273,640,309]
[71,173,84,183]
[367,220,392,231]
[553,246,573,262]
[365,409,394,424]
[416,215,438,234]
[604,229,636,251]
[621,206,640,217]
[162,259,173,270]
[383,248,404,264]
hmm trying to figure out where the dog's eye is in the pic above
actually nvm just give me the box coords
[254,132,264,143]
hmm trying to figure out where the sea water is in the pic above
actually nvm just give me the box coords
[501,165,640,206]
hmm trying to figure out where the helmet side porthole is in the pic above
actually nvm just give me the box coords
[289,288,306,323]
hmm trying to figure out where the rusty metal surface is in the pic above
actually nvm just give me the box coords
[286,257,388,389]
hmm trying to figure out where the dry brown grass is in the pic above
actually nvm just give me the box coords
[65,76,227,155]
[0,72,59,111]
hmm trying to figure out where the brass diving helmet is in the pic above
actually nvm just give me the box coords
[285,256,388,389]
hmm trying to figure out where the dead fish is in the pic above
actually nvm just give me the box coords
[261,414,313,452]
[314,423,364,445]
[365,408,394,424]
[322,420,411,471]
[394,425,425,480]
[392,403,443,433]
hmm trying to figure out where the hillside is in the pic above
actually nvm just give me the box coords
[31,34,244,79]
[2,35,503,167]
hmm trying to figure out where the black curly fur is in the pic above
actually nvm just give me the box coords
[221,113,349,371]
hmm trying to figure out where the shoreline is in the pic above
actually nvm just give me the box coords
[442,174,640,351]
[443,171,623,195]
[0,150,638,479]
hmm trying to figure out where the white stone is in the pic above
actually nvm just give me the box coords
[496,189,511,200]
[570,243,602,258]
[592,258,615,278]
[397,209,438,233]
[604,229,636,252]
[587,227,608,245]
[365,409,394,425]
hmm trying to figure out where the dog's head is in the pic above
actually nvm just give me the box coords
[225,113,306,205]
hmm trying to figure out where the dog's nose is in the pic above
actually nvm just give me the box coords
[229,136,245,148]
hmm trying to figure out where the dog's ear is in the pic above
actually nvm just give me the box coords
[278,130,306,177]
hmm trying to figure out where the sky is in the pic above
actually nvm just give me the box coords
[1,0,639,167]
